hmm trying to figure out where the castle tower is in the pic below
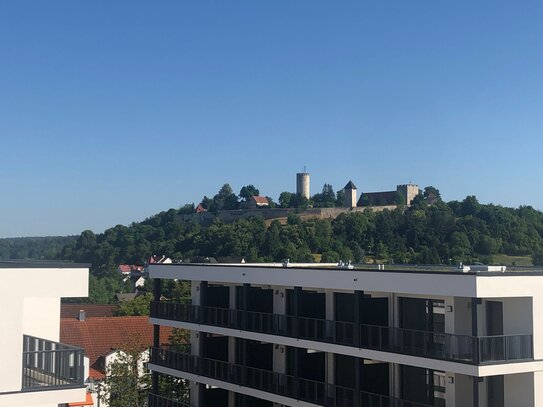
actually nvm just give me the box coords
[343,181,357,208]
[296,172,310,199]
[396,184,420,206]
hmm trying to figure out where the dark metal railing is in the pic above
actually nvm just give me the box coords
[150,347,433,407]
[22,335,85,391]
[148,393,191,407]
[150,301,533,364]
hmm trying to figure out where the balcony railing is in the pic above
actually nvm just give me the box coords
[22,335,85,391]
[150,347,432,407]
[150,301,533,365]
[148,393,191,407]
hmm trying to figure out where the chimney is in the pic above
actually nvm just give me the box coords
[78,309,86,321]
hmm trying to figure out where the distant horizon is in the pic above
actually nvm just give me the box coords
[1,1,542,238]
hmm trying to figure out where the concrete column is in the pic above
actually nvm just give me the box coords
[228,390,236,407]
[325,290,334,339]
[190,280,204,407]
[273,344,287,374]
[326,353,335,386]
[228,333,237,407]
[152,278,162,394]
[445,373,456,407]
[228,336,236,364]
[532,297,543,360]
[534,371,543,406]
[390,293,400,328]
[391,363,401,398]
[354,291,363,347]
[472,298,480,364]
[191,280,202,306]
[274,287,287,314]
[293,287,301,337]
[473,377,480,407]
[444,296,455,334]
[274,287,287,334]
[229,285,237,310]
[292,347,300,399]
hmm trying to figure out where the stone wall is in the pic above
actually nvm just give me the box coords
[181,205,398,225]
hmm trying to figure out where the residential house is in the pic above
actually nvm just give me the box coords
[61,314,173,407]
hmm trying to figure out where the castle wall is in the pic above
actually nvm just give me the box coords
[181,205,398,225]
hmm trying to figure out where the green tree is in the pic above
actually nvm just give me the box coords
[312,183,336,207]
[115,293,153,316]
[461,196,480,217]
[392,191,405,205]
[211,184,239,211]
[335,189,345,207]
[239,185,260,201]
[424,186,441,203]
[533,250,543,266]
[100,334,150,407]
[278,192,293,208]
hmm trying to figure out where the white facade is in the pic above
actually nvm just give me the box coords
[148,263,543,407]
[0,262,89,407]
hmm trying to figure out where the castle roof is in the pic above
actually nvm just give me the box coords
[344,181,357,190]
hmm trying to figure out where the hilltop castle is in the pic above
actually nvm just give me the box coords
[296,172,420,208]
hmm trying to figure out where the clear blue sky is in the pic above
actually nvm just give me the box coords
[1,1,542,238]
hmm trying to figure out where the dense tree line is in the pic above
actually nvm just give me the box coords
[60,190,543,275]
[0,236,76,260]
[6,188,543,303]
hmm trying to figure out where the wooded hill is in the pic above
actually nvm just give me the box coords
[4,189,543,303]
[61,191,543,273]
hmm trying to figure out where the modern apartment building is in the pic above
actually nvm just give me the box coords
[0,261,89,407]
[147,263,542,407]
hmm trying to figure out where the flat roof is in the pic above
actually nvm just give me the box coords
[149,262,543,277]
[0,260,91,268]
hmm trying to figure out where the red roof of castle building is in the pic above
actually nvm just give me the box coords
[60,316,174,380]
[251,196,269,204]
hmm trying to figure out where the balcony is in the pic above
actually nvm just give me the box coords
[150,347,432,407]
[150,301,533,365]
[22,335,85,391]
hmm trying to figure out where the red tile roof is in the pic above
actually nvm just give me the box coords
[60,316,174,380]
[251,196,269,204]
[118,264,132,273]
[118,264,144,273]
[61,304,118,319]
[69,392,94,406]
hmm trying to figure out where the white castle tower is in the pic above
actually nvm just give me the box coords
[343,180,358,208]
[296,172,310,199]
